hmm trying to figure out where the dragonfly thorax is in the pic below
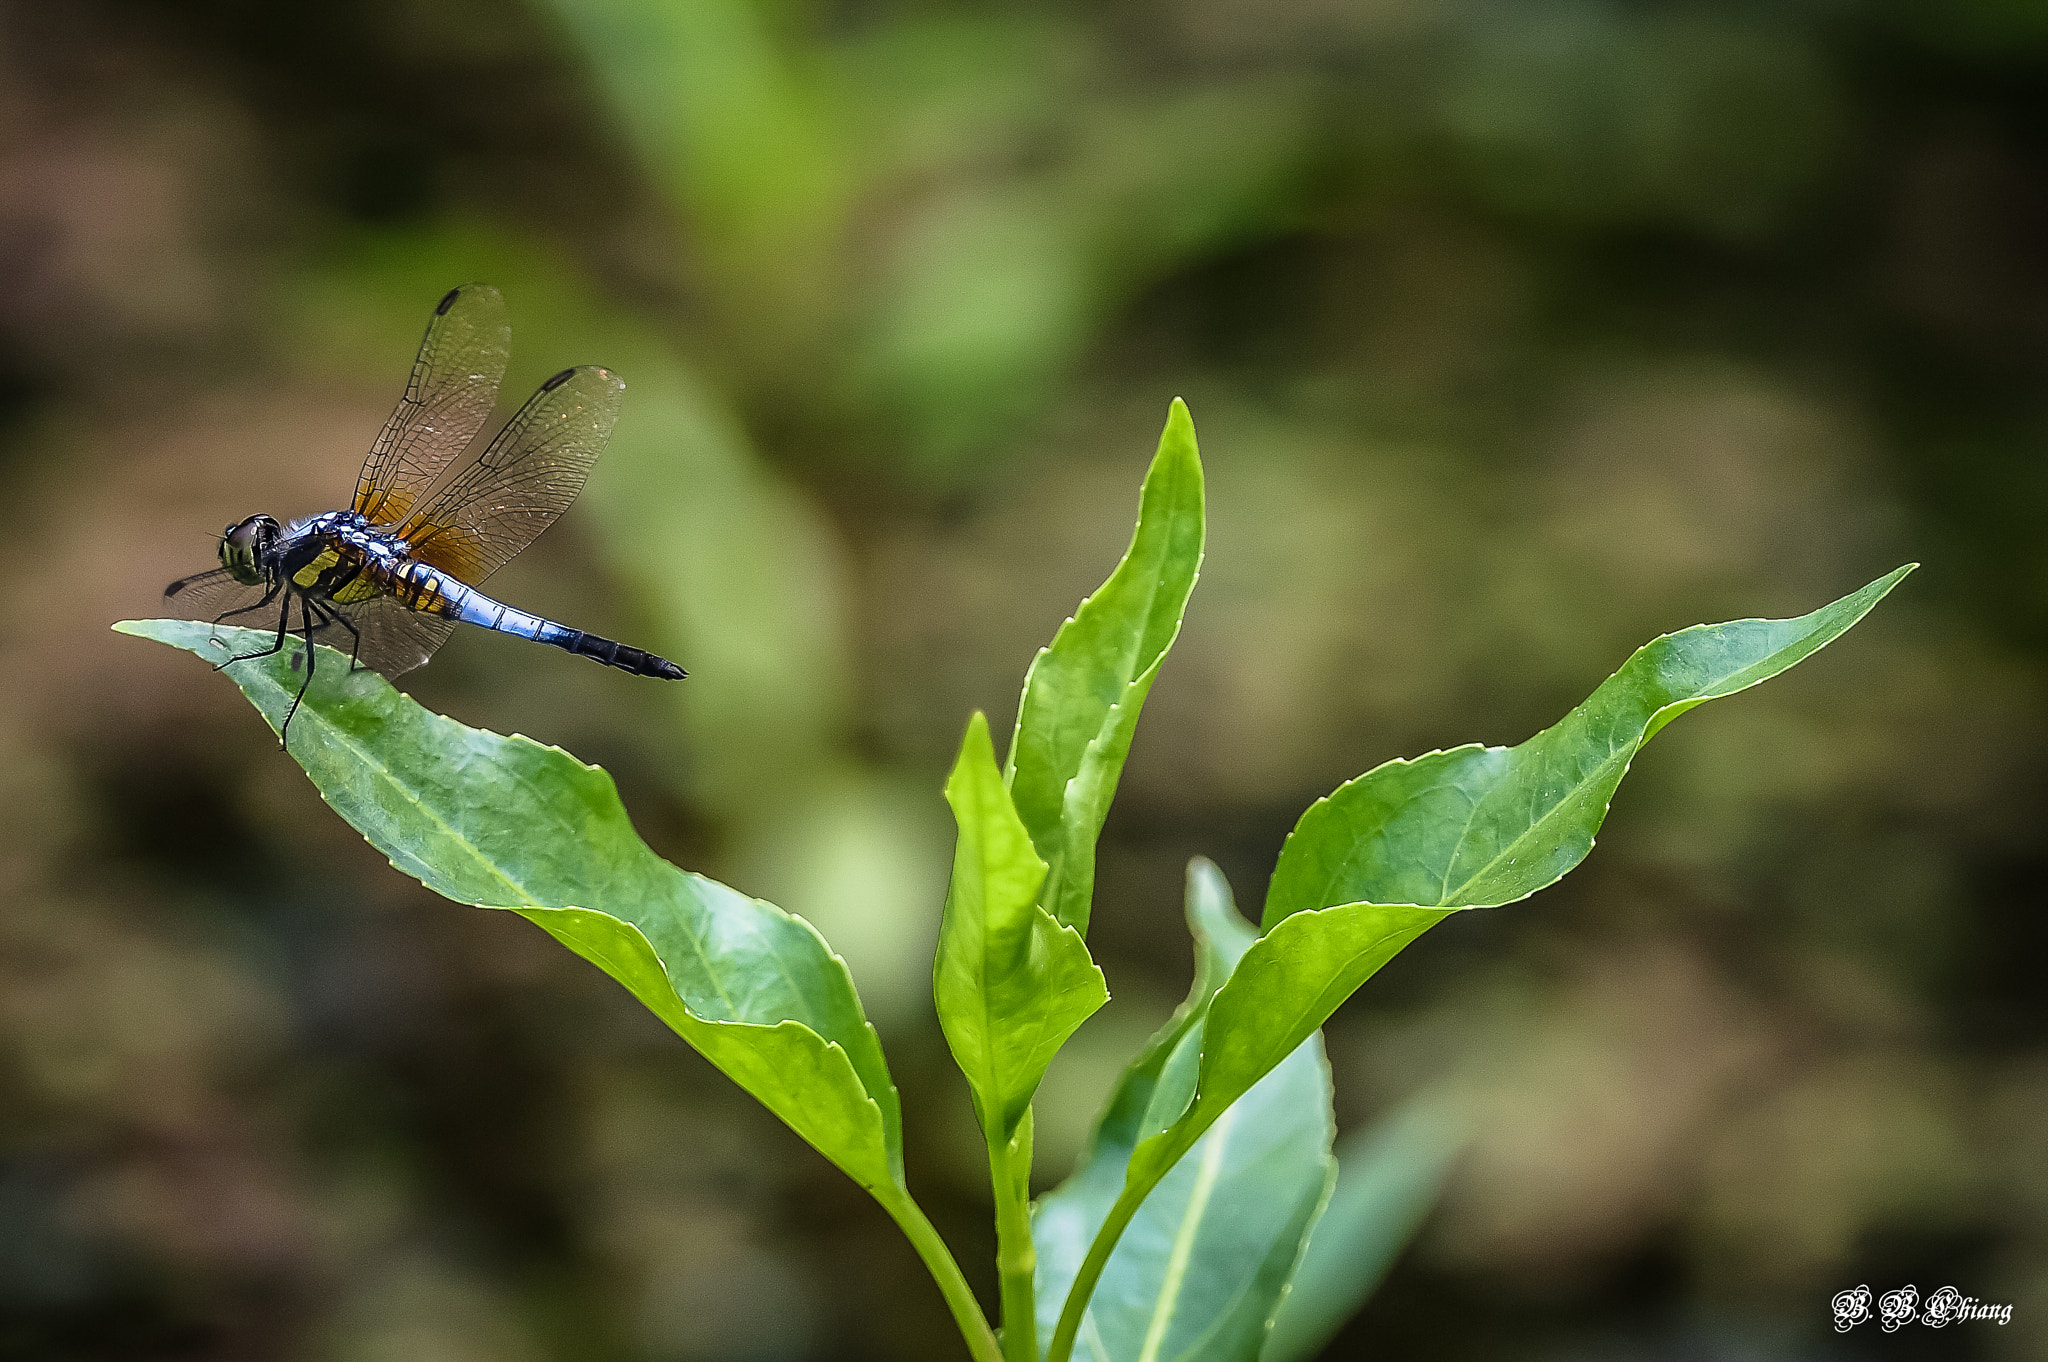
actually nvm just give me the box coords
[220,514,280,585]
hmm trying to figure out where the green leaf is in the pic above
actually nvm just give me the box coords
[1035,860,1332,1362]
[1005,399,1205,934]
[935,712,1108,1142]
[1143,565,1916,1193]
[115,619,903,1192]
[1260,1094,1466,1362]
[1263,563,1920,927]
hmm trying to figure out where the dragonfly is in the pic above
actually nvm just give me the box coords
[165,283,685,746]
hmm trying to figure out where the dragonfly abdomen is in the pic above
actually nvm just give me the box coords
[317,525,684,681]
[552,628,689,680]
[439,575,686,680]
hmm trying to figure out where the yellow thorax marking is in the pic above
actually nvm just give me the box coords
[330,573,382,604]
[292,546,341,589]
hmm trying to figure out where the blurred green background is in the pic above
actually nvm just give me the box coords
[2,0,2043,1358]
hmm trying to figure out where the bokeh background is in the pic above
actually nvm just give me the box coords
[2,1,2044,1358]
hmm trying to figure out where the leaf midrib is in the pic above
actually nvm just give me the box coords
[950,761,1047,1124]
[1024,467,1194,828]
[1040,562,1171,811]
[1437,742,1632,907]
[282,675,536,910]
[1435,639,1814,906]
[1135,1104,1236,1362]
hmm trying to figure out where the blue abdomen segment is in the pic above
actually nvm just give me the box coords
[439,574,686,680]
[448,584,570,644]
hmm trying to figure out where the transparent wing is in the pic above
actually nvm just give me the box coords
[164,567,282,627]
[311,595,457,679]
[354,283,512,527]
[166,569,449,678]
[394,365,624,585]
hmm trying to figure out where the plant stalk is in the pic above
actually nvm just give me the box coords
[1043,1178,1141,1362]
[988,1109,1038,1362]
[877,1187,1005,1362]
[1043,1124,1201,1362]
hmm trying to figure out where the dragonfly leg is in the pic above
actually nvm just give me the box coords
[212,578,283,626]
[280,595,318,749]
[219,589,294,670]
[312,598,365,670]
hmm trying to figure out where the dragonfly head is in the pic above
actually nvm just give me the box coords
[219,514,280,585]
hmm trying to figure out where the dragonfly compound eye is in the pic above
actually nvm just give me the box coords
[220,514,278,585]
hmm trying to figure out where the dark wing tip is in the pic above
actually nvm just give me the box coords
[538,365,625,396]
[436,282,502,315]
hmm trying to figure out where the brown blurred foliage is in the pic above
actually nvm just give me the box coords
[1,1,2044,1359]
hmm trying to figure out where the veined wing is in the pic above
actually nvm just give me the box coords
[164,567,279,627]
[394,365,625,585]
[354,283,511,527]
[165,569,451,679]
[312,595,457,679]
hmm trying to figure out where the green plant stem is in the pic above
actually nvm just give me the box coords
[989,1110,1038,1362]
[1044,1126,1200,1362]
[876,1187,1005,1362]
[1045,1182,1145,1362]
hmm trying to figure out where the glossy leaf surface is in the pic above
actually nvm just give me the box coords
[1035,860,1332,1362]
[1005,399,1204,934]
[935,712,1108,1142]
[116,619,904,1191]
